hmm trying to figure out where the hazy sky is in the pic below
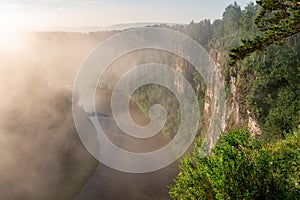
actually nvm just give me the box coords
[0,0,252,30]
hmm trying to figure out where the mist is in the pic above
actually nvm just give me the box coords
[0,31,114,200]
[0,30,182,200]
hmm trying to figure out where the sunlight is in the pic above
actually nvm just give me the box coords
[0,30,26,54]
[0,11,27,52]
[0,30,26,53]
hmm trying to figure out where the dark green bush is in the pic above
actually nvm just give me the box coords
[169,129,300,200]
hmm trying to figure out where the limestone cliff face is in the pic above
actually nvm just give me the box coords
[172,39,262,146]
[207,39,262,135]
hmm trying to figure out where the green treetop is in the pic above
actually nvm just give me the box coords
[230,0,300,65]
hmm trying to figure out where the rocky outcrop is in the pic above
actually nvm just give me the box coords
[247,110,262,135]
[208,39,262,134]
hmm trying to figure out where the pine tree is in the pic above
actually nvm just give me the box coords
[230,0,300,65]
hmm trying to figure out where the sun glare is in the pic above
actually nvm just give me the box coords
[0,30,26,53]
[0,31,26,54]
[0,11,28,52]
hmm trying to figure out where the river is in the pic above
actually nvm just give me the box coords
[74,89,179,200]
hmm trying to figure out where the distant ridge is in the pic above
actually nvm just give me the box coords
[35,22,183,33]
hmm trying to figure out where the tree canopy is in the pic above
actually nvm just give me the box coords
[230,0,300,65]
[169,129,300,200]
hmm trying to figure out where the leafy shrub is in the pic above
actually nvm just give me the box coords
[169,129,300,200]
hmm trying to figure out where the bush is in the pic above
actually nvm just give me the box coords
[169,129,300,200]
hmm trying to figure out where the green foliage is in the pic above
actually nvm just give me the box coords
[212,19,224,39]
[223,1,242,37]
[240,2,259,37]
[131,71,207,140]
[213,1,300,135]
[168,2,299,199]
[169,129,300,200]
[245,35,300,136]
[186,19,213,49]
[230,0,300,65]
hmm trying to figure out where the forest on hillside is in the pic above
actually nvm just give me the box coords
[168,1,300,199]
